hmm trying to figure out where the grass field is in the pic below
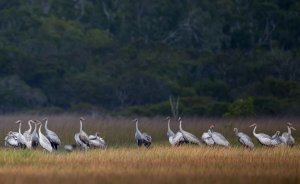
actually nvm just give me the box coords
[0,115,299,184]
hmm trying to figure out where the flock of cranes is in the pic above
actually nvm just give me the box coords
[4,117,106,152]
[3,117,297,152]
[137,117,296,148]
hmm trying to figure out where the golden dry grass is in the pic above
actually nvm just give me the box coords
[0,115,299,184]
[0,147,299,184]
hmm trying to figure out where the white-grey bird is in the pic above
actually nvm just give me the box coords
[208,125,230,147]
[201,130,215,146]
[36,121,53,153]
[271,131,283,146]
[74,117,90,150]
[233,128,254,148]
[43,117,61,150]
[166,117,185,146]
[23,120,33,149]
[15,120,26,149]
[89,132,107,149]
[134,119,152,148]
[280,122,296,147]
[31,121,39,149]
[249,123,273,146]
[178,117,201,145]
[4,131,19,148]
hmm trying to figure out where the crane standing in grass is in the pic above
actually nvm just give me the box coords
[23,120,33,149]
[15,120,26,149]
[201,129,215,146]
[249,123,273,146]
[36,121,52,153]
[134,119,152,148]
[31,121,39,149]
[43,118,61,150]
[208,125,230,147]
[75,117,90,150]
[178,117,201,145]
[89,132,107,149]
[281,122,296,147]
[166,116,185,146]
[233,128,254,148]
[4,131,19,148]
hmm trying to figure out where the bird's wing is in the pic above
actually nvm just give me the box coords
[142,133,152,142]
[212,132,230,146]
[181,130,201,145]
[46,130,61,143]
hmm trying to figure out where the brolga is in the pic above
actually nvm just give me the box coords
[134,119,152,148]
[36,121,53,153]
[23,120,34,149]
[233,128,254,148]
[249,123,273,146]
[4,131,19,148]
[271,131,283,146]
[89,132,107,149]
[281,122,296,147]
[15,120,26,149]
[43,118,61,150]
[201,129,215,146]
[178,117,201,145]
[208,125,230,147]
[166,116,185,146]
[74,117,90,150]
[31,121,39,149]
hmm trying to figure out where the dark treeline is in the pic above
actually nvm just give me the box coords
[0,0,299,116]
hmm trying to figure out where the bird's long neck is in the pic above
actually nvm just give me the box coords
[234,129,238,136]
[33,123,37,133]
[38,124,42,136]
[45,120,48,131]
[167,119,171,132]
[287,126,291,135]
[28,121,32,132]
[80,120,83,132]
[135,121,140,133]
[252,126,257,136]
[179,120,183,131]
[18,123,22,134]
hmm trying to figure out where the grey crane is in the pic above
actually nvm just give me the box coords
[43,117,61,150]
[31,121,39,149]
[166,117,185,146]
[23,120,34,149]
[15,120,26,149]
[201,130,215,146]
[4,131,19,148]
[36,121,52,153]
[134,119,152,148]
[281,122,296,147]
[271,131,283,146]
[178,117,201,145]
[89,132,107,149]
[249,123,273,146]
[74,117,90,150]
[233,128,254,148]
[208,125,230,147]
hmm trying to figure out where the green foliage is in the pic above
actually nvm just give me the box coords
[224,97,255,117]
[0,1,299,116]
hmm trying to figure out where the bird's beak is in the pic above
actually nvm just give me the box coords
[291,127,296,131]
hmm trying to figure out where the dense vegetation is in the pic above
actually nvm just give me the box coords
[0,0,299,116]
